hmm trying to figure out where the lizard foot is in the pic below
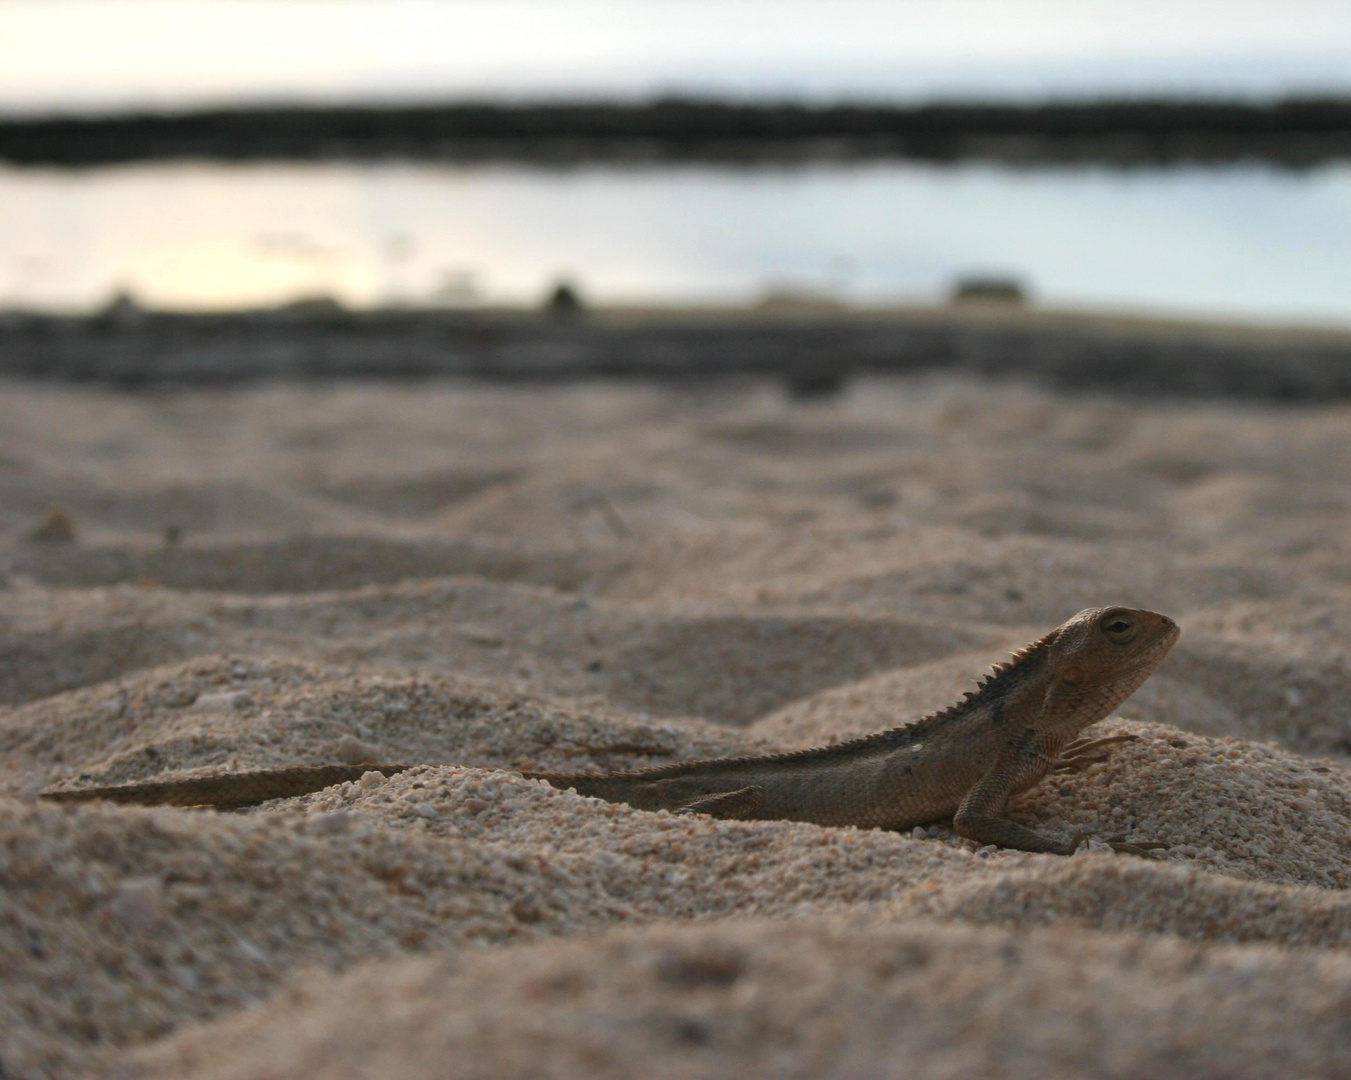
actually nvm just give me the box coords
[1107,841,1167,858]
[1106,834,1168,858]
[1053,734,1139,774]
[1069,832,1167,858]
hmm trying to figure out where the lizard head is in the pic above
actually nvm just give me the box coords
[1036,606,1180,729]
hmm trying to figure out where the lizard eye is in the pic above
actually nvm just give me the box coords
[1100,611,1138,644]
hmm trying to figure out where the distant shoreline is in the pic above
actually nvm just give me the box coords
[4,303,1351,400]
[3,97,1350,168]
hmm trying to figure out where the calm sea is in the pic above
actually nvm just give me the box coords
[3,159,1350,325]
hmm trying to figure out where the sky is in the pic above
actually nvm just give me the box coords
[2,0,1351,114]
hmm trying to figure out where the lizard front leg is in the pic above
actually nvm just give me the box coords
[953,752,1078,855]
[953,742,1160,856]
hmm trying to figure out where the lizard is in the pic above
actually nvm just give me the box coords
[39,605,1179,855]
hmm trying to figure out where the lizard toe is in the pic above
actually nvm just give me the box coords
[1107,841,1167,858]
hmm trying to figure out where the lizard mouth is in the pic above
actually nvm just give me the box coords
[1151,614,1182,654]
[1130,615,1180,664]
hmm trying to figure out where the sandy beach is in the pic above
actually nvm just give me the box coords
[5,372,1351,1077]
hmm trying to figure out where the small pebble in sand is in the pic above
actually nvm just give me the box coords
[108,877,164,927]
[24,505,78,544]
[335,733,382,764]
[306,812,352,836]
[192,690,255,713]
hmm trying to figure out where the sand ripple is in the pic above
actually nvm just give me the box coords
[3,377,1351,1077]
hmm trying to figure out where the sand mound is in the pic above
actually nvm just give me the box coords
[12,733,1351,1077]
[125,919,1351,1080]
[775,535,1293,627]
[2,769,979,1076]
[316,467,526,518]
[13,535,614,595]
[2,655,757,796]
[13,713,1351,1074]
[599,613,991,725]
[6,376,1351,1077]
[0,573,995,727]
[900,856,1351,947]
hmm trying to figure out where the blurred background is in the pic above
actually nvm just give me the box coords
[2,0,1350,324]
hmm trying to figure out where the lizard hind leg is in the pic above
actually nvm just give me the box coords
[673,785,765,820]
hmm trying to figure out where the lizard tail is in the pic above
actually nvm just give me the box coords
[39,763,414,810]
[523,771,672,811]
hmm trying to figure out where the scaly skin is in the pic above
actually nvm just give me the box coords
[39,606,1179,854]
[39,763,419,811]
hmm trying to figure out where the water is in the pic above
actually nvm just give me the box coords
[3,160,1351,325]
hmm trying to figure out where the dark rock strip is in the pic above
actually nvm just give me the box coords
[4,97,1351,167]
[3,307,1351,401]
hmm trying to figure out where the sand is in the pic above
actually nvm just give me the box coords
[3,374,1351,1078]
